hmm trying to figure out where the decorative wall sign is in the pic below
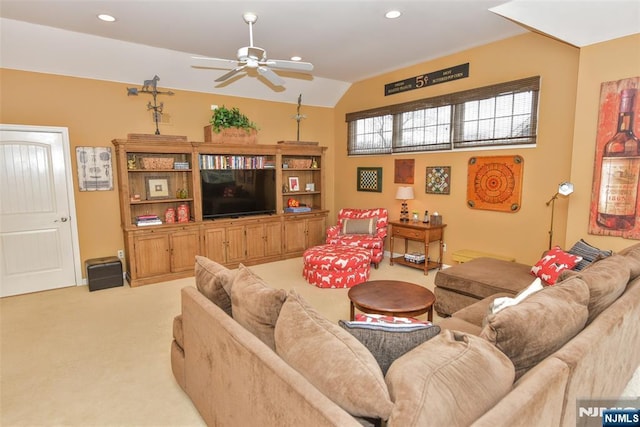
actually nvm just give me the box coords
[588,76,640,240]
[426,166,451,195]
[467,155,523,213]
[385,63,469,96]
[394,159,415,184]
[357,167,383,192]
[76,147,113,191]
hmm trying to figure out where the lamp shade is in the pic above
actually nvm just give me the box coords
[558,182,574,196]
[395,186,414,200]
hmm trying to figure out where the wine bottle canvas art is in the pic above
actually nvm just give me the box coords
[589,76,640,240]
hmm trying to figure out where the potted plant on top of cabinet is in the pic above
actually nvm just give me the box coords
[204,105,259,143]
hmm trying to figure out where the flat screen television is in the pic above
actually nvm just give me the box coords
[201,169,276,219]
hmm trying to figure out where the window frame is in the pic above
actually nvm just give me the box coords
[346,76,540,155]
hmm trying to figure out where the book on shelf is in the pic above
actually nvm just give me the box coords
[284,206,312,213]
[137,220,163,226]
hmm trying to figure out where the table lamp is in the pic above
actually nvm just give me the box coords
[545,181,574,249]
[395,186,415,222]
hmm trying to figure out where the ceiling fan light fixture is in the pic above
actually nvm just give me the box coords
[290,56,302,61]
[385,10,401,19]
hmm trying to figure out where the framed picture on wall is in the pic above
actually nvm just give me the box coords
[394,159,415,184]
[357,167,383,192]
[426,166,451,195]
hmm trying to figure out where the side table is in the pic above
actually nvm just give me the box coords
[389,220,446,275]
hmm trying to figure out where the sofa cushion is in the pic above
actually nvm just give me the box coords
[230,264,287,351]
[338,319,440,375]
[341,217,377,235]
[567,239,612,271]
[195,255,236,316]
[619,242,640,280]
[480,275,589,379]
[530,246,582,284]
[275,290,393,419]
[385,330,515,427]
[573,254,631,324]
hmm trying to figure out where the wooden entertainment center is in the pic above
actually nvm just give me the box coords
[112,136,327,287]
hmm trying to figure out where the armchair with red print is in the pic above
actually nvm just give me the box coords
[325,208,389,268]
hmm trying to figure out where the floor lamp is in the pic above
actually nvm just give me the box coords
[546,182,574,250]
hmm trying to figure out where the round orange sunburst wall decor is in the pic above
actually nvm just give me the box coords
[467,155,524,213]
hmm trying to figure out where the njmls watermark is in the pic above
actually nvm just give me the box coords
[577,398,640,427]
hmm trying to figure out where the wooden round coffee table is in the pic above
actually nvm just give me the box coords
[348,280,436,321]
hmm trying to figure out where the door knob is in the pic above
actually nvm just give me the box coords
[55,217,69,222]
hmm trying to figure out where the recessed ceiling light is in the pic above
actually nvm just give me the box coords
[97,14,116,22]
[291,56,302,61]
[385,10,401,19]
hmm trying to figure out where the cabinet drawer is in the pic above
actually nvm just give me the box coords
[392,227,426,240]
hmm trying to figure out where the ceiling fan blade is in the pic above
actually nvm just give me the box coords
[265,59,314,72]
[215,66,246,82]
[191,56,240,70]
[257,66,286,86]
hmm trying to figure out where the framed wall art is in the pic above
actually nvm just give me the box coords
[394,159,415,184]
[357,167,382,192]
[76,146,113,191]
[145,176,170,200]
[588,76,640,240]
[426,166,451,195]
[467,155,523,213]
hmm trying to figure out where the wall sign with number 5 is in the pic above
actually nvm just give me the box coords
[384,63,469,96]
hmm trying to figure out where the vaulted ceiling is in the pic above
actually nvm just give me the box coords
[1,1,638,107]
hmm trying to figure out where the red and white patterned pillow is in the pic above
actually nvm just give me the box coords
[530,246,582,285]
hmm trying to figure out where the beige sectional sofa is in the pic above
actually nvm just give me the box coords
[172,244,640,426]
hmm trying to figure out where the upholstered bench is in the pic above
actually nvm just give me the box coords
[434,257,534,316]
[303,244,372,288]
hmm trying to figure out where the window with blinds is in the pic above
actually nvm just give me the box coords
[346,76,540,155]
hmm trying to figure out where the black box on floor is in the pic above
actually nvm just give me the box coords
[85,256,123,291]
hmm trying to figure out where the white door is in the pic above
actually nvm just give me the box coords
[0,125,81,297]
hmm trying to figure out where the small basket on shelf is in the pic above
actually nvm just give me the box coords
[141,157,175,170]
[286,158,312,169]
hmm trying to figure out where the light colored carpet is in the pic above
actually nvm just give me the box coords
[1,257,638,426]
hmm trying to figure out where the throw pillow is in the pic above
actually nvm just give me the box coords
[339,319,440,375]
[568,239,612,271]
[530,246,582,284]
[195,255,236,316]
[274,290,393,419]
[489,277,544,314]
[385,330,514,427]
[572,254,631,323]
[341,217,377,235]
[480,275,589,379]
[230,264,287,351]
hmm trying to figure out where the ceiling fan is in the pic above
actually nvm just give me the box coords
[192,13,314,87]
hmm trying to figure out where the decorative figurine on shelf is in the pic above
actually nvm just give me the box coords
[126,75,174,135]
[412,211,420,222]
[311,157,318,168]
[423,210,429,223]
[127,155,137,170]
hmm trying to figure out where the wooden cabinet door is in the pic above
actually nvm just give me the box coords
[264,220,283,256]
[225,225,246,263]
[283,218,307,254]
[169,229,200,272]
[245,223,265,260]
[306,216,326,248]
[133,232,171,278]
[203,227,227,264]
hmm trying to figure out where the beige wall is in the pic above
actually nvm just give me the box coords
[566,34,640,253]
[2,32,637,277]
[334,33,581,264]
[0,69,335,275]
